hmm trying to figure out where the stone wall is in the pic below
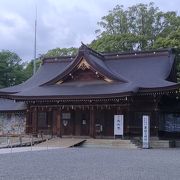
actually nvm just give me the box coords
[0,112,26,135]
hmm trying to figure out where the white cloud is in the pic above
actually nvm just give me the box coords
[0,10,33,59]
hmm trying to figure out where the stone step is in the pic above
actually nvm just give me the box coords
[175,140,180,147]
[85,139,131,143]
[132,138,175,148]
[150,140,174,148]
[82,144,137,149]
[81,139,137,149]
[84,142,133,145]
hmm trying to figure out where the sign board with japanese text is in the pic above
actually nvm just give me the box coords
[114,115,124,135]
[142,115,150,149]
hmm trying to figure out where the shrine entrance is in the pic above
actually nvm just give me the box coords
[73,110,90,136]
[61,110,90,136]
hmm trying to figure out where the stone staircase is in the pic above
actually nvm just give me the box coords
[132,137,175,148]
[175,140,180,147]
[81,139,137,149]
[34,137,176,149]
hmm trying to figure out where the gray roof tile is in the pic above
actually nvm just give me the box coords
[0,47,178,100]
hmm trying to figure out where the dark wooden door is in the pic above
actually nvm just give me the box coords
[61,112,73,135]
[80,111,90,136]
[95,110,104,137]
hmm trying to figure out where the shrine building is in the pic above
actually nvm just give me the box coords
[0,44,180,138]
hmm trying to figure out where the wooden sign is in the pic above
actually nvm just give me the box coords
[142,115,150,149]
[114,115,124,135]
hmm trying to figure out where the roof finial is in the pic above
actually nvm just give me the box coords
[79,42,88,52]
[79,42,104,58]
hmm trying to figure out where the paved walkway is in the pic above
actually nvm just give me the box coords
[0,138,85,154]
[0,138,139,155]
[0,148,180,180]
[0,146,62,154]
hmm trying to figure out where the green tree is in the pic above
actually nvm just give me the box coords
[92,2,180,52]
[0,50,26,88]
[45,47,78,57]
[153,29,180,49]
[153,29,180,81]
[90,34,139,52]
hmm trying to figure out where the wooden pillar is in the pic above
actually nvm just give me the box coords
[52,110,57,136]
[32,108,37,135]
[47,110,52,135]
[149,96,160,137]
[56,109,62,137]
[124,106,131,138]
[90,108,95,138]
[25,110,30,134]
[152,110,159,137]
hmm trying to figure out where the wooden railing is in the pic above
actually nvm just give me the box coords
[0,132,50,149]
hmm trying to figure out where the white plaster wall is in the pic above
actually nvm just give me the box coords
[0,112,26,135]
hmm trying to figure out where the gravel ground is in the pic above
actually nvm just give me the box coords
[0,148,180,180]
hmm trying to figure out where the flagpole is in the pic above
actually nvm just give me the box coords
[33,6,37,75]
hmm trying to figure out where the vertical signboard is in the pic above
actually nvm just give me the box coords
[114,115,124,136]
[142,115,150,149]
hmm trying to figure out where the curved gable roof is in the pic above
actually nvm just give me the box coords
[43,44,127,85]
[0,46,178,99]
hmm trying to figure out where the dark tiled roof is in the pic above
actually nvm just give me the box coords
[0,45,178,101]
[0,60,70,93]
[43,47,127,85]
[11,82,137,99]
[87,53,127,82]
[105,53,176,88]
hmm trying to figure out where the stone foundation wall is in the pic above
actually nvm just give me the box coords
[0,112,26,135]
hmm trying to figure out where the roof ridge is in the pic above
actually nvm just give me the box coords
[103,48,172,57]
[42,48,173,62]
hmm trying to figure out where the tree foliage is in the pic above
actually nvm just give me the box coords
[44,47,78,57]
[91,2,180,52]
[91,34,142,52]
[153,28,180,81]
[153,29,180,49]
[0,50,26,88]
[0,51,42,88]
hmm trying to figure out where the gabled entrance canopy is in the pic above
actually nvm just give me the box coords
[43,44,127,85]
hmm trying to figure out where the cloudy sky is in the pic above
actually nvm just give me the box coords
[0,0,179,61]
